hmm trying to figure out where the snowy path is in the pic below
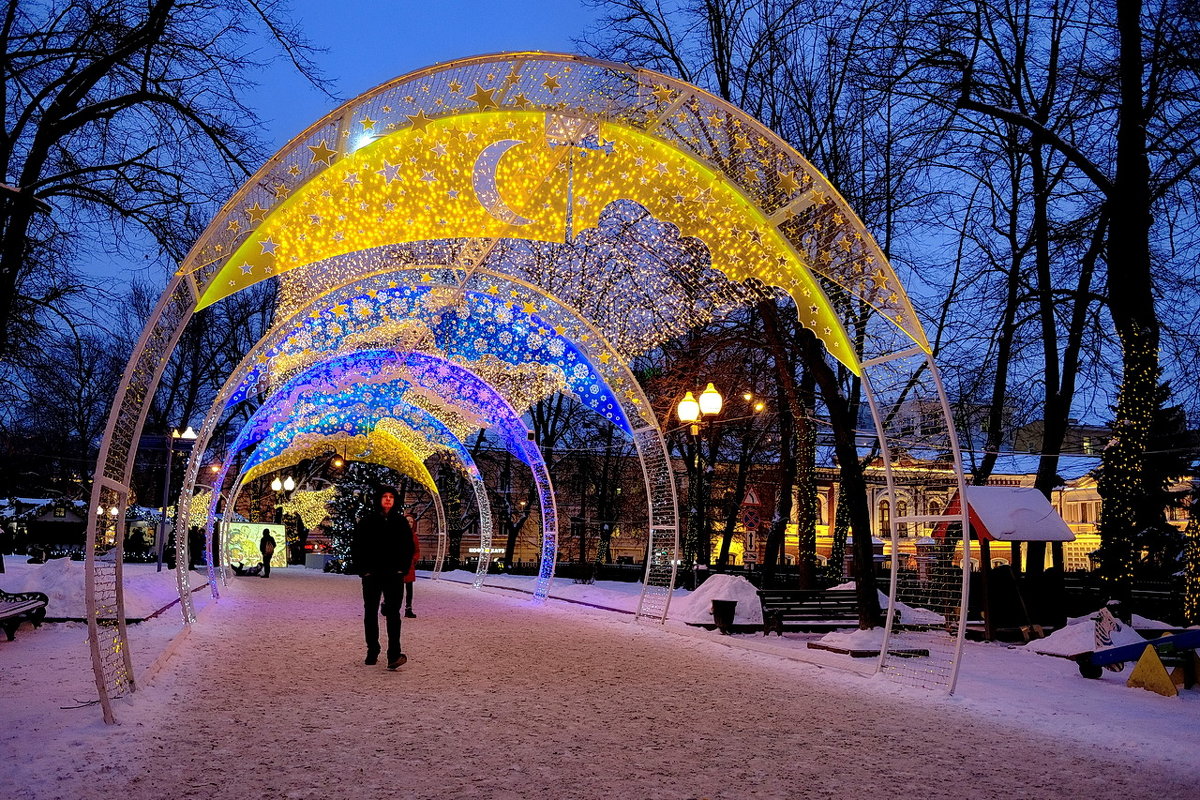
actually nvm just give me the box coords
[6,569,1198,799]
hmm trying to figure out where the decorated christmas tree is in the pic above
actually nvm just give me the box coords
[327,462,399,572]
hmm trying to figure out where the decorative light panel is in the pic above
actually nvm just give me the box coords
[229,282,631,432]
[184,55,932,376]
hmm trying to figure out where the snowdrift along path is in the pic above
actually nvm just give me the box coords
[4,569,1197,799]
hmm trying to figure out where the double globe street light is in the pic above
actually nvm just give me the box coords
[156,425,197,571]
[676,382,724,570]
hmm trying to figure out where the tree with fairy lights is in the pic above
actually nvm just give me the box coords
[1184,498,1200,626]
[1096,390,1195,595]
[327,462,398,572]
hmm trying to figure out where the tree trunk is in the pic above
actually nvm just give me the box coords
[759,302,797,588]
[1097,0,1159,605]
[797,329,880,627]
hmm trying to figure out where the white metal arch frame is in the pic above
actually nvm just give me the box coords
[85,53,969,723]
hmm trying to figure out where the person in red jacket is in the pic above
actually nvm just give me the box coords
[402,513,420,618]
[350,487,414,670]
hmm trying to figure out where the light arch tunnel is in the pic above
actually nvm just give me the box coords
[206,347,561,599]
[85,52,973,722]
[177,268,655,626]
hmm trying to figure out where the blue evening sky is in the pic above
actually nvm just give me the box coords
[91,1,601,287]
[250,0,601,150]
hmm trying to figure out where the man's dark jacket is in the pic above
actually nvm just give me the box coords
[350,511,414,577]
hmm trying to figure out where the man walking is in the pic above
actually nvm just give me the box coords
[351,487,415,670]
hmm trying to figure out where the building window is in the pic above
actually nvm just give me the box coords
[878,499,891,537]
[920,410,946,436]
[897,500,909,537]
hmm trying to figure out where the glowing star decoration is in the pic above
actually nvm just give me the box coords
[282,487,337,530]
[197,109,858,372]
[308,140,338,165]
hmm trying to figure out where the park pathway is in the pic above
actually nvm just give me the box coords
[13,569,1196,799]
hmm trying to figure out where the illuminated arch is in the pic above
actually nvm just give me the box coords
[201,349,554,600]
[171,265,674,623]
[234,432,449,577]
[85,53,970,723]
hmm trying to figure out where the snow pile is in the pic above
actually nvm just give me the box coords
[1028,612,1148,657]
[830,580,945,625]
[817,626,887,651]
[667,573,763,625]
[1,558,193,619]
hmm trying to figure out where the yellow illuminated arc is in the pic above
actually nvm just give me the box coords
[241,431,438,495]
[184,53,932,376]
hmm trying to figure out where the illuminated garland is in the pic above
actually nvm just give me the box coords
[1184,500,1200,624]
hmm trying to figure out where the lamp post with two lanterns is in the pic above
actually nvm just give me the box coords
[270,474,296,523]
[676,382,724,570]
[155,425,197,572]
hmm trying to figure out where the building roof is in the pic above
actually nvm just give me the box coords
[963,486,1075,542]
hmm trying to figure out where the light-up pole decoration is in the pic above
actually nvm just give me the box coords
[157,426,197,572]
[676,382,724,569]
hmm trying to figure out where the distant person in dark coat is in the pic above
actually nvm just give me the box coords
[402,513,420,618]
[351,488,415,669]
[259,529,276,578]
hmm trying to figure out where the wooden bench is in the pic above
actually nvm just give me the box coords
[0,589,49,641]
[757,588,860,635]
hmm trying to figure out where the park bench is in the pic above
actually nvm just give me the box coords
[1075,629,1200,695]
[0,588,49,641]
[757,588,860,635]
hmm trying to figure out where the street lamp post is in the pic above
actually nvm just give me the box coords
[270,474,295,523]
[677,382,724,570]
[157,426,197,572]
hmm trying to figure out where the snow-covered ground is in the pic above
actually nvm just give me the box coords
[1,559,1197,799]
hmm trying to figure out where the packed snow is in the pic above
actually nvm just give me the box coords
[1,558,1198,799]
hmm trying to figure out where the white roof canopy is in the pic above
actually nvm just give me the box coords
[962,486,1075,542]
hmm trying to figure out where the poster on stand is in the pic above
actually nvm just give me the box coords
[227,523,288,569]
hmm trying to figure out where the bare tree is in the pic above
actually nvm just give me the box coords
[0,0,325,360]
[905,0,1200,600]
